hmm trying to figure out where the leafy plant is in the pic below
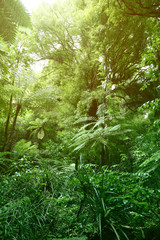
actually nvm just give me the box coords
[8,139,40,173]
[27,118,47,140]
[0,152,12,174]
[71,116,132,166]
[0,0,31,42]
[76,164,160,240]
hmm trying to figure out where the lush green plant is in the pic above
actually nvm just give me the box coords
[49,238,87,240]
[9,139,39,172]
[71,115,132,167]
[13,139,39,159]
[0,168,72,239]
[0,0,160,240]
[130,118,160,188]
[0,170,48,239]
[0,162,160,240]
[40,131,76,171]
[76,164,160,240]
[0,152,12,174]
[0,0,31,42]
[0,139,40,174]
[0,165,85,239]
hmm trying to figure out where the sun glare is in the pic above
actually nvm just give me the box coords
[21,0,63,12]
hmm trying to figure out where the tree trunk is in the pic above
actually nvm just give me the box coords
[2,95,13,152]
[101,144,110,166]
[7,103,21,151]
[101,144,106,166]
[75,158,79,171]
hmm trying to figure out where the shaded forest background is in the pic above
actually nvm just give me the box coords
[0,0,160,239]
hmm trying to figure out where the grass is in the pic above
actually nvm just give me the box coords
[50,238,88,240]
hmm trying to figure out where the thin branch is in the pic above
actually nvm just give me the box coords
[116,0,160,17]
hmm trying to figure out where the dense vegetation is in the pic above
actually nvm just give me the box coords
[0,0,160,239]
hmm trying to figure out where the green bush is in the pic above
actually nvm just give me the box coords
[13,139,39,160]
[9,139,40,173]
[40,138,76,171]
[0,168,83,239]
[0,169,52,240]
[76,164,160,240]
[0,164,159,240]
[49,238,87,240]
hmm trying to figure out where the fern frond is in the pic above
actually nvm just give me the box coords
[0,0,31,42]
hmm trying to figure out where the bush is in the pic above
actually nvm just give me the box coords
[0,164,159,240]
[75,164,160,240]
[0,167,83,239]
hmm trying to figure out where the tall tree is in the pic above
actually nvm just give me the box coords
[0,0,31,42]
[29,0,158,166]
[0,32,36,151]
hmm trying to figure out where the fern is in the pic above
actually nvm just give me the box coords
[0,0,31,42]
[71,117,132,153]
[139,150,160,173]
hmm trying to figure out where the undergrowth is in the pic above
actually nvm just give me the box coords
[0,163,159,240]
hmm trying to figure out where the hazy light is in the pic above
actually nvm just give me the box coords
[112,85,115,90]
[21,0,58,12]
[144,113,149,119]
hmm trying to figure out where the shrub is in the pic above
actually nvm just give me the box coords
[76,164,160,240]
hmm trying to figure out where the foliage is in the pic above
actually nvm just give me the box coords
[40,131,76,171]
[50,238,87,240]
[0,152,12,174]
[0,165,159,240]
[115,0,160,17]
[71,111,133,167]
[13,139,39,159]
[0,0,31,42]
[0,0,160,239]
[27,118,47,139]
[0,169,51,240]
[76,164,160,240]
[0,167,84,239]
[0,140,40,174]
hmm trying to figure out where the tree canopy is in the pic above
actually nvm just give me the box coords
[0,0,31,42]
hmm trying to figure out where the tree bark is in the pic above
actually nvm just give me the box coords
[101,143,106,166]
[75,157,78,171]
[2,95,13,152]
[8,103,21,151]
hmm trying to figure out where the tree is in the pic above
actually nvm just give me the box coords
[116,0,160,17]
[27,0,153,165]
[0,31,36,151]
[23,0,159,169]
[0,0,31,42]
